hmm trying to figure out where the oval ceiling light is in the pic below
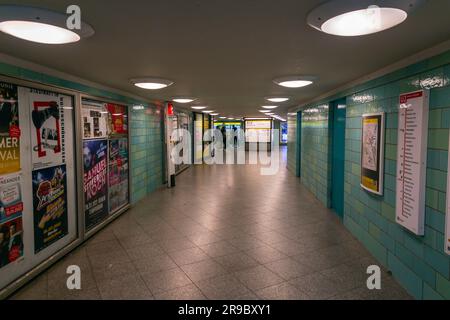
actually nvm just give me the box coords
[191,106,207,110]
[203,110,214,114]
[131,78,174,90]
[0,5,94,44]
[307,0,424,37]
[265,97,290,103]
[210,113,219,116]
[172,97,197,104]
[262,105,279,109]
[273,76,315,88]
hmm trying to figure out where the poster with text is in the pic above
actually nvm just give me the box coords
[82,103,109,139]
[29,89,68,170]
[32,165,68,253]
[0,82,20,175]
[0,173,23,224]
[109,138,129,213]
[83,139,108,230]
[0,216,23,269]
[107,104,128,135]
[361,113,385,195]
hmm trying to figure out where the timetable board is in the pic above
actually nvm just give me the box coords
[395,90,429,236]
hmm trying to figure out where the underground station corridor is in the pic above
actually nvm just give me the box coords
[11,149,411,300]
[1,0,450,312]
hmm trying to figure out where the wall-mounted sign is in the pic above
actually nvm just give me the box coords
[445,131,450,255]
[0,83,20,175]
[396,90,429,236]
[83,139,108,230]
[82,104,109,139]
[245,120,272,143]
[32,165,69,253]
[361,113,385,195]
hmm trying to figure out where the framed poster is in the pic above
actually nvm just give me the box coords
[81,103,109,139]
[0,216,23,269]
[0,82,20,175]
[396,90,429,236]
[107,103,128,135]
[29,89,69,170]
[108,138,129,213]
[0,173,23,224]
[361,113,385,195]
[83,139,108,230]
[32,165,69,253]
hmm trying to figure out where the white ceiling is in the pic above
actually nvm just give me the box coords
[1,0,450,117]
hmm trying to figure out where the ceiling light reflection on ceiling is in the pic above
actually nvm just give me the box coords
[131,78,173,90]
[307,0,424,37]
[0,5,94,44]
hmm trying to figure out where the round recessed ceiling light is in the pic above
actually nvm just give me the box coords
[260,110,271,113]
[0,5,94,44]
[203,110,214,114]
[172,97,197,104]
[210,113,219,116]
[262,105,279,109]
[191,106,207,110]
[307,0,424,37]
[265,97,290,103]
[219,116,227,119]
[273,76,315,88]
[131,78,174,90]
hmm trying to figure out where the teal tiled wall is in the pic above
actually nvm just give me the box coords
[293,50,450,300]
[287,114,298,176]
[130,107,165,203]
[301,104,331,207]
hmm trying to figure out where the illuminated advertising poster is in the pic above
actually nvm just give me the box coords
[83,139,108,230]
[29,89,68,170]
[0,173,23,224]
[245,120,271,143]
[82,104,109,139]
[0,217,23,269]
[361,113,385,195]
[107,104,128,135]
[32,165,68,253]
[0,82,20,175]
[109,138,129,213]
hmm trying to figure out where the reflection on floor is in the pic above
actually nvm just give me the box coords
[11,148,411,300]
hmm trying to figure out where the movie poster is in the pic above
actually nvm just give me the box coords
[107,104,128,135]
[109,138,129,213]
[32,165,68,253]
[0,173,23,224]
[0,217,23,269]
[0,82,20,175]
[83,139,108,230]
[82,103,109,139]
[29,89,67,170]
[361,113,385,195]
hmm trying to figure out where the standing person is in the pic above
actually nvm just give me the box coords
[221,125,227,150]
[232,125,238,147]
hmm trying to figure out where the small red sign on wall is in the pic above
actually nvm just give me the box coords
[167,103,174,116]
